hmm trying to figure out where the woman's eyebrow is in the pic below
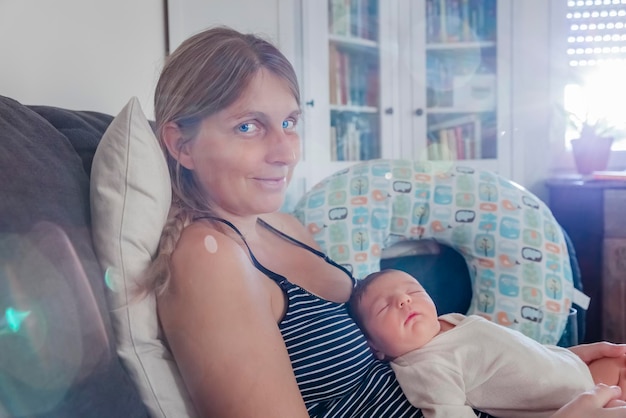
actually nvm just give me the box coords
[226,110,265,123]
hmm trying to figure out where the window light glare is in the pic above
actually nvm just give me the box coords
[565,0,626,150]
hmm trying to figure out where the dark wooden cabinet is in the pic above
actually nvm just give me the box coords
[546,177,626,343]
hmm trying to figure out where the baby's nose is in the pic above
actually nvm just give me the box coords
[398,294,411,308]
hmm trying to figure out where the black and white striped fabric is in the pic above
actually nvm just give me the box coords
[213,217,495,418]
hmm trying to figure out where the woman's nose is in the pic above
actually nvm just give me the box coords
[267,128,299,165]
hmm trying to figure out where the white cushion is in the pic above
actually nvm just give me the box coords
[90,97,197,417]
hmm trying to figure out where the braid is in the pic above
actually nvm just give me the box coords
[144,203,194,296]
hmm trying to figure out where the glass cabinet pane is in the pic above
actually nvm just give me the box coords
[424,0,498,161]
[327,0,381,161]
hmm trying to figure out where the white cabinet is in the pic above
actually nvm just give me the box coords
[299,0,398,188]
[298,0,512,188]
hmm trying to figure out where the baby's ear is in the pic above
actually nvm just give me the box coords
[368,342,387,361]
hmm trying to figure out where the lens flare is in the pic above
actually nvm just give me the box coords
[1,306,30,333]
[104,267,116,292]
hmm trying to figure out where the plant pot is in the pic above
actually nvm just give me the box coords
[570,136,613,175]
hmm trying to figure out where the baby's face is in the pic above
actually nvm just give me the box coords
[588,355,626,400]
[357,270,440,359]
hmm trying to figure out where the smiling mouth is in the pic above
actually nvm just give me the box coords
[254,176,286,182]
[266,177,284,180]
[253,177,287,189]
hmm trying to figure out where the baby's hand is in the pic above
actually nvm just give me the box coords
[551,384,626,418]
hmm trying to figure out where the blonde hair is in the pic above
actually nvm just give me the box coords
[147,26,300,294]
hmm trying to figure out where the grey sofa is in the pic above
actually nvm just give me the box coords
[0,95,148,417]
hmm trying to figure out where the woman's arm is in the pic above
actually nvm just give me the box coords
[157,223,309,417]
[552,384,626,418]
[569,342,626,365]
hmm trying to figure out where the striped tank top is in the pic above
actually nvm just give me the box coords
[213,217,495,418]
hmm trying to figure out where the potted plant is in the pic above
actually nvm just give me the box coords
[565,111,622,175]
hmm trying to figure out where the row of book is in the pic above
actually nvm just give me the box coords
[427,115,481,160]
[330,112,379,161]
[328,0,378,40]
[329,44,379,107]
[426,0,497,44]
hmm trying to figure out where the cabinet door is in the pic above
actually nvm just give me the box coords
[404,0,512,177]
[300,0,397,187]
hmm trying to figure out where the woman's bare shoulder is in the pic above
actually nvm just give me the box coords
[165,220,258,294]
[261,212,321,249]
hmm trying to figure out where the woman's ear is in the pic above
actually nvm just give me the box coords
[162,122,195,170]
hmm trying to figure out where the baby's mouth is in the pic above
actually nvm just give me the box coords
[404,312,419,325]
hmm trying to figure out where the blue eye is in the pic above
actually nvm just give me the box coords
[282,119,295,129]
[238,122,258,133]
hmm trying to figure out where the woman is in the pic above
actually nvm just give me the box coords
[148,26,626,417]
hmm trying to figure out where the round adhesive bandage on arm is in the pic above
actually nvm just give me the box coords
[293,159,573,344]
[204,235,218,254]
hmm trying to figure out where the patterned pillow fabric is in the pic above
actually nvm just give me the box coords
[294,159,575,345]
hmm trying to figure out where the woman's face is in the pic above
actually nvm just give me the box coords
[182,68,301,218]
[357,271,440,359]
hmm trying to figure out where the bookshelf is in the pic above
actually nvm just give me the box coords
[411,0,510,172]
[327,0,381,162]
[300,0,512,187]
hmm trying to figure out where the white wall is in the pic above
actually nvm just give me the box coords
[166,0,300,75]
[510,0,553,200]
[168,0,279,52]
[0,0,298,118]
[0,0,165,117]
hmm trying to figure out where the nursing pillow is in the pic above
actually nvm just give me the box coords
[293,159,573,345]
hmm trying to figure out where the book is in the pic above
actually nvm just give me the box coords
[328,44,339,105]
[591,170,626,181]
